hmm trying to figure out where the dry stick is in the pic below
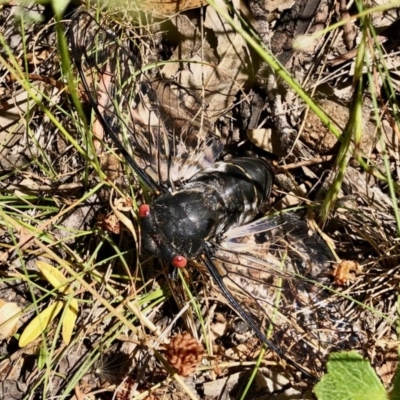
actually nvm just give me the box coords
[277,155,334,170]
[278,153,380,170]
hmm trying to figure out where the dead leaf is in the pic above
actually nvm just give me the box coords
[0,300,22,340]
[102,153,122,180]
[161,0,251,122]
[97,213,121,234]
[112,200,137,238]
[333,260,362,285]
[26,49,52,65]
[114,197,134,212]
[247,128,273,152]
[0,251,8,264]
[17,225,36,251]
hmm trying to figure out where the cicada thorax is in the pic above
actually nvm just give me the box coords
[139,157,274,268]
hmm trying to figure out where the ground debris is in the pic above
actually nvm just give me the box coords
[163,332,205,377]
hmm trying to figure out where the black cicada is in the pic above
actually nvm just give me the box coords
[69,10,341,382]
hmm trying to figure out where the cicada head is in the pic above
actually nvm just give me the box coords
[139,200,205,268]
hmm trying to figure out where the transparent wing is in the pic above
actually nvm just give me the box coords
[69,10,223,191]
[205,213,358,377]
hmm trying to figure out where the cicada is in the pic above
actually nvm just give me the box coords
[69,10,343,382]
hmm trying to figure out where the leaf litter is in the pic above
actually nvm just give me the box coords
[0,1,399,399]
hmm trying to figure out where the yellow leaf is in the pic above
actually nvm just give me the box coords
[0,300,22,340]
[19,301,63,347]
[62,298,79,345]
[36,261,71,294]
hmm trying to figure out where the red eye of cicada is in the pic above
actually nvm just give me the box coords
[139,204,150,218]
[172,255,187,268]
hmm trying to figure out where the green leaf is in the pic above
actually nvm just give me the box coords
[19,301,64,347]
[314,351,388,400]
[38,343,47,370]
[62,298,79,345]
[37,261,71,294]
